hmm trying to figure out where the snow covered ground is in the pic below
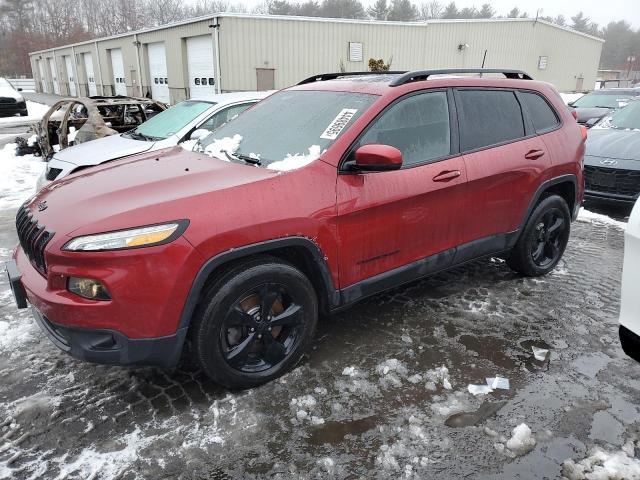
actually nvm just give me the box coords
[0,152,638,479]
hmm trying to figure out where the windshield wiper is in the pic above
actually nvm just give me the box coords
[125,130,152,141]
[222,150,262,166]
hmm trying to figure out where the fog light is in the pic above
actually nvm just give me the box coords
[68,277,111,301]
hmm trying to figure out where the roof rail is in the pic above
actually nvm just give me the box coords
[297,71,408,85]
[389,69,533,87]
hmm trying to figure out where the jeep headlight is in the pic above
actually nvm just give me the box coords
[63,221,188,251]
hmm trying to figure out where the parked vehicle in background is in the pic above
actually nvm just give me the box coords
[568,88,640,127]
[0,77,28,117]
[37,91,271,189]
[15,96,166,160]
[620,199,640,364]
[6,69,586,389]
[583,99,640,205]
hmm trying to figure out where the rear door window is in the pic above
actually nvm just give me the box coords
[357,91,451,167]
[456,89,525,152]
[519,91,560,133]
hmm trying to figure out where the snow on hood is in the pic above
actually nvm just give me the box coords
[0,83,23,101]
[267,145,323,172]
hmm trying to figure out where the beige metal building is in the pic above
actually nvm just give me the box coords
[28,13,604,104]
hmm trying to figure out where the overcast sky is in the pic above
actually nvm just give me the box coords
[221,0,640,28]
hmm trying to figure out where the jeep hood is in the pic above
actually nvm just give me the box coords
[53,133,154,166]
[585,128,640,161]
[27,146,279,238]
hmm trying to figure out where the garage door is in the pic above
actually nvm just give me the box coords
[83,53,97,96]
[64,56,76,97]
[110,48,127,96]
[47,58,59,94]
[186,35,216,98]
[37,60,47,93]
[147,42,170,104]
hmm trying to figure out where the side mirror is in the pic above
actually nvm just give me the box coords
[17,87,23,92]
[190,128,210,141]
[354,144,402,171]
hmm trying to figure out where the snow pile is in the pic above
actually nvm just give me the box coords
[423,366,453,391]
[290,394,324,425]
[199,134,242,161]
[267,145,322,172]
[376,359,409,388]
[562,441,640,480]
[0,143,45,210]
[180,139,198,151]
[577,208,627,231]
[342,366,358,377]
[505,423,536,456]
[0,307,39,356]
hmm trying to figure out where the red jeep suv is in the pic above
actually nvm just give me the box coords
[7,69,585,389]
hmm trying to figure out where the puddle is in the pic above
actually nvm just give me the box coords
[308,416,378,445]
[459,335,518,369]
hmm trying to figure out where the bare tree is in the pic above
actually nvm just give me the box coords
[419,1,442,20]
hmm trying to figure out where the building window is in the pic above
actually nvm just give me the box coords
[348,42,363,62]
[538,56,548,70]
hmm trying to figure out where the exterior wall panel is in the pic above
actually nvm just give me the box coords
[29,14,603,97]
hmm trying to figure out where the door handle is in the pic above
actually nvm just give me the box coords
[433,170,461,182]
[525,149,545,160]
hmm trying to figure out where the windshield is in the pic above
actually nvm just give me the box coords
[594,101,640,131]
[125,100,213,141]
[196,90,378,171]
[572,93,633,109]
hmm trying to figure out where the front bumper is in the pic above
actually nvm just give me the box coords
[5,258,188,367]
[585,190,638,205]
[0,101,27,116]
[31,307,187,367]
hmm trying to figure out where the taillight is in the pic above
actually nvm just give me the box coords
[571,109,578,120]
[580,125,588,142]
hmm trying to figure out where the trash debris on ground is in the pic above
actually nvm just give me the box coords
[532,346,550,361]
[468,384,493,396]
[486,377,510,390]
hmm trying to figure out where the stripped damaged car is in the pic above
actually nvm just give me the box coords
[15,96,166,159]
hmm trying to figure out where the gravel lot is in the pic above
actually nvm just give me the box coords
[0,154,638,479]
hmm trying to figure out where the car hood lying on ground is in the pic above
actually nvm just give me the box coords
[29,146,280,238]
[53,132,155,166]
[585,128,640,162]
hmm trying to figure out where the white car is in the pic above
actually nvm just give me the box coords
[0,77,27,117]
[37,91,271,189]
[620,199,640,363]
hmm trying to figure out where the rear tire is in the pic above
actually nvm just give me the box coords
[191,257,318,389]
[507,195,571,277]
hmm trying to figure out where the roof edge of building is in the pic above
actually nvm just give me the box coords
[28,13,604,56]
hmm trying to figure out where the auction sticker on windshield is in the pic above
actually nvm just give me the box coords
[320,109,358,140]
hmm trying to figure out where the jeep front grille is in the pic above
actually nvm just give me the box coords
[584,165,640,198]
[16,205,53,274]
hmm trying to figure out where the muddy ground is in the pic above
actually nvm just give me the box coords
[0,199,638,479]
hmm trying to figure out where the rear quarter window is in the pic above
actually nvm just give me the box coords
[519,91,560,133]
[457,89,525,152]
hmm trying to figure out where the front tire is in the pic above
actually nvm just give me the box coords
[507,195,571,277]
[191,257,318,389]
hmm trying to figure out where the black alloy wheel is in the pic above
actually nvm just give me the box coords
[191,257,318,389]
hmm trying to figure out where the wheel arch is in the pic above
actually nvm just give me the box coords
[178,237,339,331]
[518,175,578,234]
